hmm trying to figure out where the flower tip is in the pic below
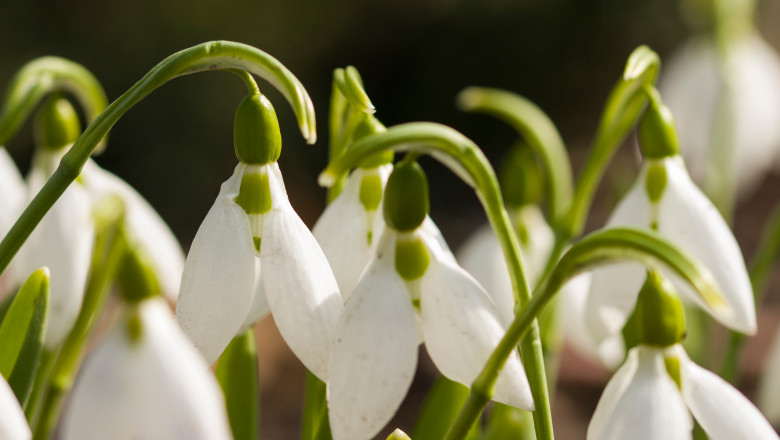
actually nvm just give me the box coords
[455,87,481,111]
[318,170,337,188]
[386,429,412,440]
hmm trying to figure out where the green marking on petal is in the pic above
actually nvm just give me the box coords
[664,354,682,390]
[645,162,667,203]
[359,173,383,212]
[125,312,143,345]
[367,230,373,245]
[395,237,430,281]
[253,236,262,253]
[235,170,272,215]
[411,297,421,311]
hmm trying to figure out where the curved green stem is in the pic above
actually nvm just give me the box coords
[319,122,550,440]
[445,226,725,440]
[0,57,108,150]
[0,41,316,278]
[456,87,573,229]
[562,46,660,240]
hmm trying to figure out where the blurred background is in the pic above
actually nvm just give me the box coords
[2,0,780,438]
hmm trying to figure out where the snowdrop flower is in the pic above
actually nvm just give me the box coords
[659,31,780,200]
[0,146,25,297]
[0,375,30,440]
[16,97,94,349]
[313,117,393,300]
[175,93,342,376]
[585,88,755,355]
[588,271,777,440]
[62,296,232,439]
[81,159,185,302]
[328,161,533,440]
[758,322,780,423]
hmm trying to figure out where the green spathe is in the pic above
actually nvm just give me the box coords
[639,88,679,159]
[234,94,282,165]
[634,271,686,347]
[384,161,429,232]
[34,95,81,151]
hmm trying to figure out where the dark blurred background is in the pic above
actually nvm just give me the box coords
[3,0,780,438]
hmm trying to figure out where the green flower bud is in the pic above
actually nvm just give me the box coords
[234,93,281,165]
[33,94,81,151]
[383,161,429,232]
[634,270,686,347]
[355,117,394,169]
[387,429,412,440]
[639,88,680,159]
[118,244,161,303]
[499,141,543,208]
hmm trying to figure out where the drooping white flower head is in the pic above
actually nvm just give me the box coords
[327,161,533,440]
[16,149,94,349]
[758,322,780,424]
[588,344,779,440]
[0,147,26,297]
[584,91,755,355]
[659,32,780,200]
[61,298,232,440]
[175,93,342,378]
[0,374,30,440]
[81,159,185,303]
[313,164,392,300]
[585,156,754,350]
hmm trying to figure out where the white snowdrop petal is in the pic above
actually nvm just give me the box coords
[0,147,26,299]
[262,165,342,380]
[238,258,270,333]
[81,160,185,302]
[658,158,754,333]
[175,196,256,364]
[584,262,645,347]
[0,376,30,440]
[18,172,94,349]
[560,273,625,369]
[328,232,419,440]
[679,348,779,440]
[63,299,232,440]
[420,256,534,411]
[457,223,515,325]
[588,347,692,440]
[420,216,456,265]
[313,169,373,300]
[759,325,780,423]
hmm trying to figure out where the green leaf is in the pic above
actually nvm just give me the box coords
[301,371,332,440]
[0,267,49,405]
[456,87,573,229]
[412,376,479,440]
[216,329,259,440]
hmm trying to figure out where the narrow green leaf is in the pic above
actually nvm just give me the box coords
[412,376,479,440]
[0,267,49,405]
[216,329,259,440]
[301,371,332,440]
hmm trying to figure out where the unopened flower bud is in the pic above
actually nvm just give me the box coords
[33,94,81,151]
[233,93,281,165]
[383,161,429,232]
